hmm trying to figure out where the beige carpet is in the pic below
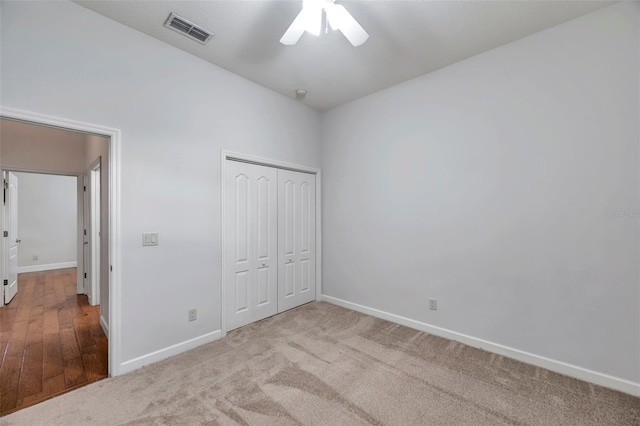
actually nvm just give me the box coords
[2,302,638,425]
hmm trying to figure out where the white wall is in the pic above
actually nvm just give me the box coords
[321,2,639,385]
[0,1,320,368]
[14,172,77,271]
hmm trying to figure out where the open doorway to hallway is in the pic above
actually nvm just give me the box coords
[0,118,110,415]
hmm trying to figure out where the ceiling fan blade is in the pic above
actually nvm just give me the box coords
[280,9,308,45]
[303,0,323,9]
[303,5,323,37]
[325,3,369,47]
[280,6,322,45]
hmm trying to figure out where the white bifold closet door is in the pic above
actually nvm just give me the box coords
[277,169,316,312]
[225,161,316,331]
[224,161,278,332]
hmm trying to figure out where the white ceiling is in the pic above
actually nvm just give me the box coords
[74,0,613,111]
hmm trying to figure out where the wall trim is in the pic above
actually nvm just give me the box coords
[321,294,640,397]
[17,261,77,274]
[119,330,222,375]
[100,315,109,339]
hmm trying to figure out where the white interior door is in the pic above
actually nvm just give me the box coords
[224,161,278,331]
[83,171,90,296]
[277,169,316,313]
[4,172,19,304]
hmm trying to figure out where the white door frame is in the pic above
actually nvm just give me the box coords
[82,157,102,305]
[1,172,8,308]
[2,171,19,305]
[1,176,3,309]
[0,106,122,377]
[82,169,90,295]
[89,158,101,306]
[220,150,322,336]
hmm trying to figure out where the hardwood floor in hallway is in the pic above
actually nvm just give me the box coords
[0,268,108,416]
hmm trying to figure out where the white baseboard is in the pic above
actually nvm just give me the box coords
[119,330,222,375]
[17,261,77,273]
[321,295,640,397]
[100,315,109,339]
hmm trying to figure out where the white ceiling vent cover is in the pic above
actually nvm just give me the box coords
[164,12,213,44]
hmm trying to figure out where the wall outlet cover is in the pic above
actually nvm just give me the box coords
[429,299,438,311]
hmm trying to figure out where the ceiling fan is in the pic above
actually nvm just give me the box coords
[280,0,369,47]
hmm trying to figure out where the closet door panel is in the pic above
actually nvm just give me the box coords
[278,169,316,312]
[225,161,278,331]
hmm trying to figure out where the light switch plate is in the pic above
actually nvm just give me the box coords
[142,232,159,246]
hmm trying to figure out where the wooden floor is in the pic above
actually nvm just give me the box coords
[0,268,108,416]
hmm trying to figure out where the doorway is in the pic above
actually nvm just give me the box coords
[0,169,107,415]
[0,107,121,414]
[221,151,321,333]
[3,171,79,298]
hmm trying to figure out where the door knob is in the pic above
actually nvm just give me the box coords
[16,239,21,244]
[288,258,293,263]
[262,262,266,267]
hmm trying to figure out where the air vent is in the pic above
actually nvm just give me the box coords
[164,13,213,45]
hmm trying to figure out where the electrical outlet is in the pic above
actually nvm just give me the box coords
[188,309,197,322]
[429,299,438,311]
[32,255,38,261]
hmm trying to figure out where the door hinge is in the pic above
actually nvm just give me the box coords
[110,265,113,272]
[84,229,87,236]
[3,231,7,237]
[3,279,7,286]
[84,272,87,279]
[84,185,86,192]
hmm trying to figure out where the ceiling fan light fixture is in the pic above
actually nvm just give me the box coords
[280,7,320,45]
[280,0,368,47]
